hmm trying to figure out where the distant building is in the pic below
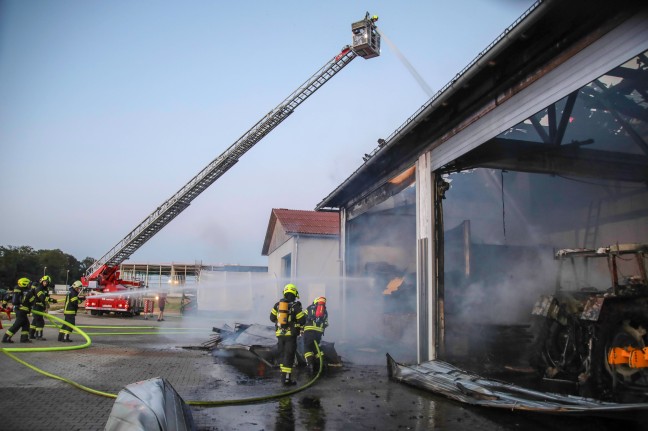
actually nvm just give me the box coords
[262,208,341,305]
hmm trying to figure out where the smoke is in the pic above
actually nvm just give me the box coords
[445,250,557,325]
[155,166,647,368]
[194,270,417,365]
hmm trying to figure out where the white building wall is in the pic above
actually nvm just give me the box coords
[293,237,340,305]
[268,237,296,289]
[267,235,341,316]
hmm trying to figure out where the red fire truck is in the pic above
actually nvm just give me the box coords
[82,265,144,316]
[80,13,381,316]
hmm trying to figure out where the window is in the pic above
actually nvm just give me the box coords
[282,254,292,279]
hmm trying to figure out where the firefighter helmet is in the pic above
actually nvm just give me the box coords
[283,283,299,299]
[18,277,31,288]
[72,280,83,289]
[313,296,326,305]
[40,275,52,284]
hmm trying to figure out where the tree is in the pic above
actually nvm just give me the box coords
[0,246,93,289]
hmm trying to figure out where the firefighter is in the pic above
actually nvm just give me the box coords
[157,291,167,321]
[0,288,12,322]
[58,280,85,342]
[2,277,36,343]
[30,275,58,340]
[303,296,329,375]
[270,283,306,385]
[364,12,378,23]
[1,289,9,309]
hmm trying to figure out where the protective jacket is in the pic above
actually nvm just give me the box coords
[304,303,328,334]
[17,285,36,313]
[1,290,11,308]
[270,300,306,337]
[33,285,56,311]
[63,288,82,315]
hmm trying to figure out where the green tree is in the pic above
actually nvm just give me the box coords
[0,246,93,289]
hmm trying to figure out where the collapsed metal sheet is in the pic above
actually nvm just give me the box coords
[386,354,648,414]
[105,377,196,431]
[212,323,341,365]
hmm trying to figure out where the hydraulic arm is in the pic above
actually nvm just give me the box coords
[84,13,381,288]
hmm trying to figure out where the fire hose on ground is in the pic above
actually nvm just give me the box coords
[1,310,325,406]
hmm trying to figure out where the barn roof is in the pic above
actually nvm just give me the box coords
[261,208,339,255]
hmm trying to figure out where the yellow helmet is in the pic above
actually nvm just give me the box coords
[72,280,83,289]
[40,275,52,284]
[18,277,31,288]
[313,296,326,305]
[283,283,299,299]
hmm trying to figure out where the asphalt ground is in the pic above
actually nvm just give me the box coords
[0,310,646,431]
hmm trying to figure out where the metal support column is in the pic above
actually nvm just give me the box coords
[415,152,436,362]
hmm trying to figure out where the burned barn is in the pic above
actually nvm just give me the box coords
[316,0,648,400]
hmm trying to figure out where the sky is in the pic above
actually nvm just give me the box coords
[0,0,537,266]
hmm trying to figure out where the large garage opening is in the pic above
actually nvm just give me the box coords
[344,168,417,363]
[437,49,648,399]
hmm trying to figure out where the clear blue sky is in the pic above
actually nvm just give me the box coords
[0,1,536,266]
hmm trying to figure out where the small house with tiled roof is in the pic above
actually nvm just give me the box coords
[262,208,340,302]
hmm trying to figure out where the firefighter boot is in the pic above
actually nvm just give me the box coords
[1,333,13,343]
[58,333,65,342]
[37,331,47,341]
[305,359,315,376]
[29,328,36,339]
[282,373,296,386]
[20,334,32,343]
[64,334,73,342]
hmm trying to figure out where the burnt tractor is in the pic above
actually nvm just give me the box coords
[530,243,648,401]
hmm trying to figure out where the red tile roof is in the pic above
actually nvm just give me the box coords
[262,208,339,255]
[273,208,339,235]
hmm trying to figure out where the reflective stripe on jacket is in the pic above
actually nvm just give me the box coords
[34,286,55,308]
[64,289,81,315]
[270,300,306,337]
[303,303,328,333]
[19,288,36,312]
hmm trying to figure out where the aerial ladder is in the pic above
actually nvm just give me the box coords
[82,13,381,294]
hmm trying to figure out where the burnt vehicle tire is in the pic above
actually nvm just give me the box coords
[587,302,648,401]
[527,316,552,373]
[542,320,584,380]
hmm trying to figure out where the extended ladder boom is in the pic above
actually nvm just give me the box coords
[85,14,381,281]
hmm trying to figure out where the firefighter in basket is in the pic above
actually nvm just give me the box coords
[303,296,329,375]
[2,277,36,343]
[29,275,58,340]
[270,283,306,385]
[58,280,85,342]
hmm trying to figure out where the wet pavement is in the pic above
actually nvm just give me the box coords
[0,311,645,430]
